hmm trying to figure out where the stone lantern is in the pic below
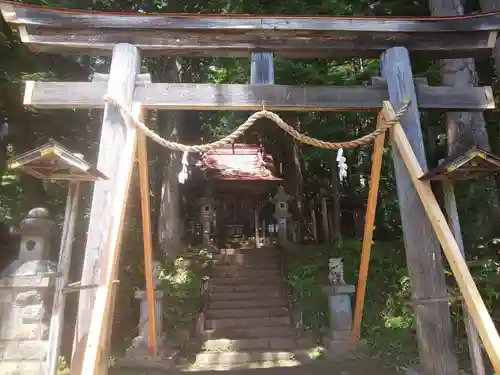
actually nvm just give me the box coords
[0,208,57,375]
[271,185,291,245]
[199,197,216,246]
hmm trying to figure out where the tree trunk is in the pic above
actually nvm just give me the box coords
[330,152,342,246]
[281,113,304,243]
[157,58,184,259]
[430,0,500,237]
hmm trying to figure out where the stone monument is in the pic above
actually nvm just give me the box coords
[0,208,57,375]
[323,257,356,357]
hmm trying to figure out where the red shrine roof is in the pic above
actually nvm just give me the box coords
[196,144,282,181]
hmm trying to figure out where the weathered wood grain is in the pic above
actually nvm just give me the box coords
[47,181,80,375]
[71,43,141,375]
[381,47,460,375]
[386,101,500,375]
[4,0,500,32]
[1,1,499,58]
[23,81,495,111]
[17,24,497,59]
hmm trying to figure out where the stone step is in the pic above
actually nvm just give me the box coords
[210,276,282,285]
[204,325,295,339]
[208,297,287,310]
[211,267,281,279]
[207,307,289,319]
[190,350,302,366]
[212,264,280,271]
[206,316,291,329]
[212,257,279,267]
[209,283,282,293]
[183,359,301,372]
[209,290,283,301]
[202,337,298,351]
[297,336,316,349]
[217,248,278,256]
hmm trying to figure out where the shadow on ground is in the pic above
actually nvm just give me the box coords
[109,358,405,375]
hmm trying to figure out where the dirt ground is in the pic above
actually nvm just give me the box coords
[109,358,405,375]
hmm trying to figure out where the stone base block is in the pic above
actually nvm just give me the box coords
[330,330,352,341]
[0,340,47,361]
[116,336,177,370]
[0,360,46,375]
[322,339,357,359]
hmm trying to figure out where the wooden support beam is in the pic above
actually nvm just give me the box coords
[351,112,385,344]
[385,101,500,375]
[71,43,141,375]
[137,131,158,354]
[23,81,495,111]
[381,47,459,375]
[47,181,80,375]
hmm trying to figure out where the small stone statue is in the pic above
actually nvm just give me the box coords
[152,260,162,289]
[328,258,345,285]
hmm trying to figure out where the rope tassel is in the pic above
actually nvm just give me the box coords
[103,95,410,152]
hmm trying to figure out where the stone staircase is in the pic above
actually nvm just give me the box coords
[184,247,313,371]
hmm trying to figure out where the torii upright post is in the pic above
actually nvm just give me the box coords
[380,47,459,375]
[71,43,141,375]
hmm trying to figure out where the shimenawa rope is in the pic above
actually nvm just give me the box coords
[103,95,409,152]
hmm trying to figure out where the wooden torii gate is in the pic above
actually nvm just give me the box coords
[2,2,500,375]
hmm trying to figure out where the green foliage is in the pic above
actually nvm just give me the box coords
[57,356,70,375]
[159,247,212,335]
[285,241,417,362]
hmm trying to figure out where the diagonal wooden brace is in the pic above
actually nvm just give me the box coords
[382,101,500,375]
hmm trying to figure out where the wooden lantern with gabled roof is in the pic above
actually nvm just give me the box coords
[8,138,107,182]
[420,147,500,181]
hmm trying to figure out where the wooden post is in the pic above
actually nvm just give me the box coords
[385,102,500,375]
[311,206,318,243]
[321,194,329,243]
[441,174,485,375]
[251,52,274,85]
[250,52,273,248]
[72,43,141,375]
[380,47,459,375]
[351,113,385,343]
[47,181,80,375]
[79,103,142,375]
[137,130,158,353]
[254,207,260,248]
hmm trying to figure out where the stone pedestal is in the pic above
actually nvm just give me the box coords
[117,261,176,370]
[323,284,356,358]
[0,208,57,375]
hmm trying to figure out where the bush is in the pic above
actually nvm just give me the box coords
[158,246,212,346]
[284,240,417,362]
